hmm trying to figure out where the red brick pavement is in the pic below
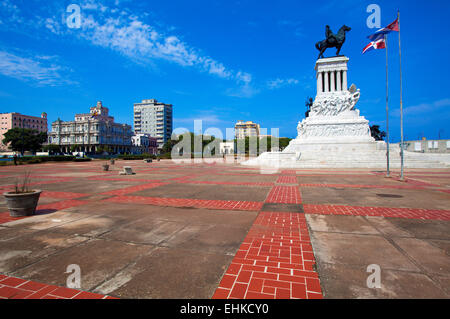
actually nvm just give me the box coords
[299,183,424,190]
[87,176,162,183]
[0,274,116,299]
[40,191,87,199]
[266,186,302,204]
[303,204,450,221]
[213,212,322,299]
[276,176,298,184]
[280,170,297,175]
[100,182,166,196]
[177,180,274,187]
[104,195,263,211]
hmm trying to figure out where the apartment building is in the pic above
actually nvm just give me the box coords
[134,99,173,149]
[0,112,48,151]
[234,120,260,139]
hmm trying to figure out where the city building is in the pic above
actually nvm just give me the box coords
[48,101,133,154]
[0,112,48,151]
[400,138,450,154]
[131,133,158,155]
[235,120,260,139]
[133,99,173,149]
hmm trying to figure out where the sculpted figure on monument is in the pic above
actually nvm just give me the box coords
[310,89,360,117]
[316,25,351,59]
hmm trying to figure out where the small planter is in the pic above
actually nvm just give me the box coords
[4,190,42,217]
[103,164,110,171]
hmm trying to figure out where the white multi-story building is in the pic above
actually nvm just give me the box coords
[131,133,158,155]
[134,99,173,149]
[48,101,133,154]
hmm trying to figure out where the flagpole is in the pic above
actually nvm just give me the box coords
[385,34,390,177]
[398,10,404,180]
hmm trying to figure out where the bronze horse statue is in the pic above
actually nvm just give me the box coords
[316,25,351,59]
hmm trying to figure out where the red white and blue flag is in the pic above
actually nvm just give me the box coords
[362,33,386,54]
[370,18,399,37]
[363,18,399,54]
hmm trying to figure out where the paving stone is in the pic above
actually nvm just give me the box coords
[315,263,448,299]
[301,187,450,210]
[306,215,379,235]
[392,237,450,274]
[309,232,419,271]
[132,183,271,202]
[261,203,304,213]
[12,238,151,291]
[0,231,89,273]
[97,247,231,299]
[0,162,448,299]
[213,212,322,299]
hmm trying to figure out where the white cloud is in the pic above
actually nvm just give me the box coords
[267,78,299,89]
[45,17,62,35]
[393,98,450,116]
[0,50,75,86]
[1,0,256,95]
[76,12,240,82]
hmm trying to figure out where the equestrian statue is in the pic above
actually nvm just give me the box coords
[315,25,351,59]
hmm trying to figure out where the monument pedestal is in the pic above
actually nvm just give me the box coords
[242,56,450,168]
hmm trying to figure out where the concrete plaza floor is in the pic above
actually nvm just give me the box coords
[0,159,449,299]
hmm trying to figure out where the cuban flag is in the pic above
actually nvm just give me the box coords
[371,18,399,37]
[362,33,386,54]
[363,18,399,54]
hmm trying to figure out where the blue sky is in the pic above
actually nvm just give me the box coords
[0,0,449,141]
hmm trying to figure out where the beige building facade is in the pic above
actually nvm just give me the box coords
[0,112,48,151]
[235,120,260,139]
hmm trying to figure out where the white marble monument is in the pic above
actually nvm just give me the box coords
[243,56,450,168]
[284,56,375,152]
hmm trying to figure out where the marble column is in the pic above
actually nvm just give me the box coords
[342,70,348,90]
[324,72,329,92]
[317,72,323,94]
[336,70,342,91]
[330,71,335,92]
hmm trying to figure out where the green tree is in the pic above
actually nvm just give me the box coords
[278,137,292,150]
[70,144,81,152]
[165,132,221,158]
[370,125,386,141]
[2,128,48,155]
[42,144,62,155]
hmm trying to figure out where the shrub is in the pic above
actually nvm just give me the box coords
[118,154,157,160]
[158,152,171,160]
[73,158,92,162]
